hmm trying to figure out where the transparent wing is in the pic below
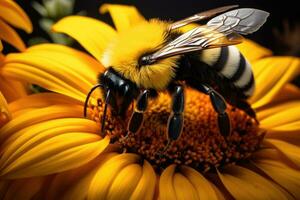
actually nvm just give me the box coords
[169,5,238,30]
[147,8,269,62]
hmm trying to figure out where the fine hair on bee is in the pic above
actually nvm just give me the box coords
[84,5,269,154]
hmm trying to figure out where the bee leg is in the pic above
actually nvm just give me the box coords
[126,90,149,137]
[159,85,185,156]
[200,84,231,136]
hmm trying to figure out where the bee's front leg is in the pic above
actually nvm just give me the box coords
[160,84,185,154]
[126,90,149,135]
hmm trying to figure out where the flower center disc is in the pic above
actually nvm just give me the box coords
[90,88,263,172]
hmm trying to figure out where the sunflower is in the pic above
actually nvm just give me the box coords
[0,0,32,102]
[1,4,300,200]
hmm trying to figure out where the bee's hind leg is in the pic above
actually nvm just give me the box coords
[157,84,185,156]
[199,84,231,137]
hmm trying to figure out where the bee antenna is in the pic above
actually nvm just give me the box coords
[83,84,105,118]
[101,89,111,137]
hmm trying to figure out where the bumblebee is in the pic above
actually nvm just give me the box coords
[84,5,269,150]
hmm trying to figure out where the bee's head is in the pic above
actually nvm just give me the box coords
[102,20,181,90]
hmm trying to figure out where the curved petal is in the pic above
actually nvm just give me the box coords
[0,133,109,179]
[2,44,104,103]
[0,75,28,103]
[59,153,119,200]
[236,39,272,64]
[173,173,199,200]
[8,93,82,117]
[159,164,177,200]
[0,177,44,200]
[180,166,220,200]
[0,104,83,143]
[0,91,11,127]
[259,102,300,130]
[99,4,146,32]
[88,153,140,200]
[265,84,300,106]
[266,129,300,146]
[250,57,300,108]
[253,157,300,199]
[0,0,32,33]
[217,165,293,200]
[52,16,117,61]
[265,139,300,169]
[0,19,26,51]
[129,160,156,200]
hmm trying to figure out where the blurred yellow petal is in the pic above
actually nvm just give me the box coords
[0,75,28,103]
[0,19,26,51]
[0,177,44,200]
[0,0,32,33]
[266,84,300,106]
[3,44,104,102]
[88,153,140,200]
[52,16,117,61]
[0,40,2,51]
[253,157,300,198]
[99,4,145,32]
[0,104,83,143]
[159,164,177,200]
[217,165,292,200]
[0,91,11,127]
[250,57,300,108]
[0,132,109,179]
[173,173,199,200]
[266,130,300,146]
[60,152,118,200]
[180,166,219,200]
[130,160,156,200]
[259,103,300,129]
[266,139,300,168]
[237,39,272,64]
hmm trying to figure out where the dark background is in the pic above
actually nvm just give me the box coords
[12,0,299,86]
[16,0,300,56]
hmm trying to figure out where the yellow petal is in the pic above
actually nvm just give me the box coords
[217,165,292,200]
[253,158,300,199]
[0,75,28,103]
[0,19,26,51]
[88,153,140,200]
[0,177,44,200]
[236,39,272,64]
[0,118,100,167]
[250,57,300,108]
[265,84,300,106]
[106,164,142,200]
[130,160,156,200]
[3,44,104,102]
[266,129,300,146]
[61,152,118,200]
[173,173,199,200]
[259,103,300,129]
[8,93,82,117]
[99,4,145,32]
[0,104,83,143]
[266,139,300,168]
[159,164,177,200]
[0,0,32,33]
[1,133,109,179]
[180,166,219,200]
[52,16,117,61]
[0,91,11,127]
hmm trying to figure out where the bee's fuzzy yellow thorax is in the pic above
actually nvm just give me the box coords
[102,19,180,90]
